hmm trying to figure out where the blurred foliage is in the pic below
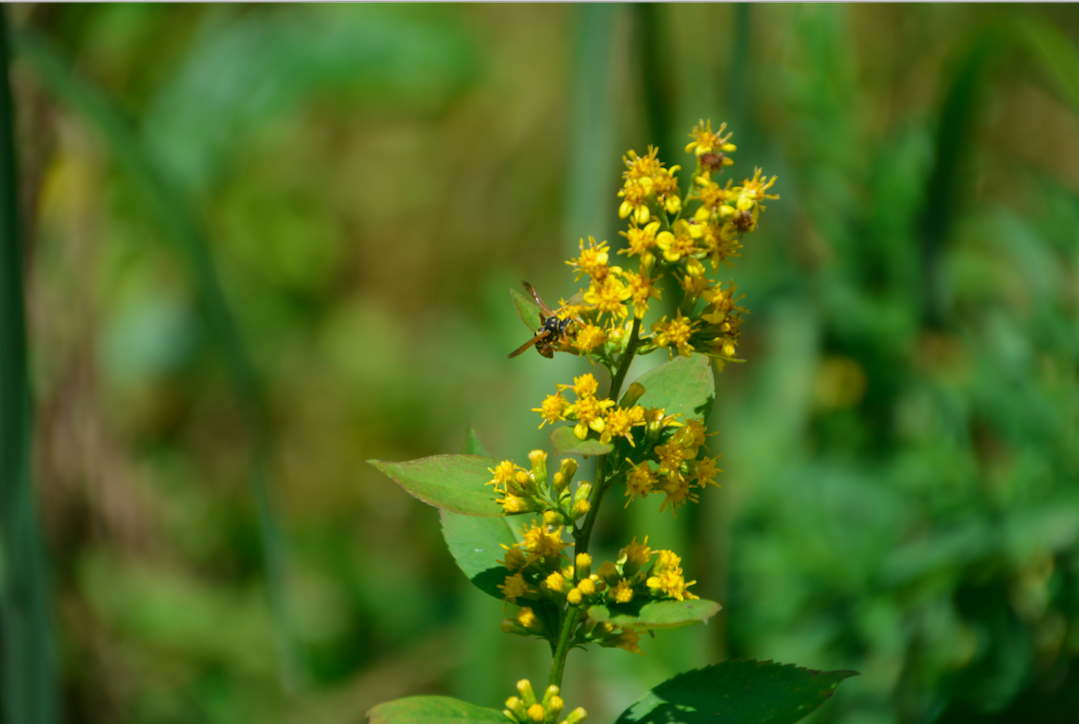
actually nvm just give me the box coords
[5,4,1079,724]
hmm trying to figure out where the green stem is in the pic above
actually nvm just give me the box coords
[608,316,644,401]
[547,606,581,689]
[0,11,58,724]
[547,317,643,690]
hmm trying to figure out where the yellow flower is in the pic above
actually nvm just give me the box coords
[622,146,664,181]
[618,220,661,258]
[582,274,631,319]
[488,460,523,492]
[619,536,653,570]
[544,571,569,593]
[618,178,652,225]
[566,396,615,439]
[520,522,568,560]
[655,221,696,262]
[622,270,662,320]
[623,460,656,506]
[737,167,778,206]
[692,455,723,488]
[685,119,735,157]
[499,573,531,603]
[611,578,634,604]
[654,440,687,475]
[533,393,567,428]
[567,236,611,281]
[517,607,541,631]
[574,324,607,354]
[498,494,530,514]
[600,406,641,446]
[673,418,709,454]
[658,473,698,516]
[646,549,698,601]
[651,311,696,357]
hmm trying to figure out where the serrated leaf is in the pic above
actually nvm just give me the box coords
[368,696,509,724]
[550,426,613,456]
[634,354,715,421]
[369,455,502,516]
[614,659,857,724]
[463,427,491,457]
[440,510,517,599]
[588,598,721,630]
[511,287,542,331]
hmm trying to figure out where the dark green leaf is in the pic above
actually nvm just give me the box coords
[511,287,542,331]
[634,354,715,421]
[440,510,517,599]
[550,426,613,456]
[369,455,502,516]
[368,696,509,724]
[588,599,721,630]
[614,659,857,724]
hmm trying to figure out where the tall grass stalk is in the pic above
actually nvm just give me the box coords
[0,9,59,724]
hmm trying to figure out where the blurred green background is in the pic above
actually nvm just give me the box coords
[4,4,1079,724]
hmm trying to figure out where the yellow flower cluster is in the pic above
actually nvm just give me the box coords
[537,537,698,615]
[534,373,656,443]
[621,418,721,516]
[503,680,586,724]
[488,453,588,520]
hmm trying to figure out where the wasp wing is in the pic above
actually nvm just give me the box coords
[508,332,546,359]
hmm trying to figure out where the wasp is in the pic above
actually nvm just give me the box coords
[508,281,579,359]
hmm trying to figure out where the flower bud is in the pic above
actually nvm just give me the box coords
[517,679,537,707]
[575,553,592,579]
[510,470,538,497]
[517,607,541,631]
[596,561,619,585]
[543,510,566,526]
[506,697,528,722]
[570,499,590,520]
[619,382,646,409]
[562,707,588,724]
[559,458,578,482]
[566,587,582,605]
[528,450,548,486]
[529,704,546,723]
[574,482,592,506]
[545,696,564,724]
[541,686,560,709]
[544,571,568,594]
[577,578,596,597]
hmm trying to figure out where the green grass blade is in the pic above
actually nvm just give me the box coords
[920,28,1001,327]
[13,29,306,696]
[0,10,59,724]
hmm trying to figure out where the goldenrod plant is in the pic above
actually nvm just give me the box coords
[370,122,856,724]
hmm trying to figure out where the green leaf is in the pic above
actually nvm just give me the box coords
[614,659,857,724]
[440,510,517,599]
[368,696,509,724]
[588,599,721,630]
[634,354,715,421]
[511,287,542,331]
[463,427,491,457]
[369,455,502,516]
[550,426,614,456]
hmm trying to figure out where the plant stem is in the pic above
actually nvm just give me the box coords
[547,317,643,690]
[0,11,58,724]
[547,606,581,689]
[609,316,644,401]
